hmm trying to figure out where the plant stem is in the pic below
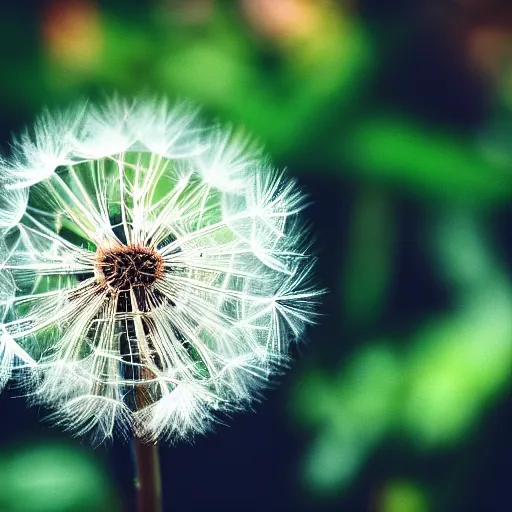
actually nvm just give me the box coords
[133,437,163,512]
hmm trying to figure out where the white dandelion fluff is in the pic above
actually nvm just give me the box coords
[0,185,28,232]
[0,97,321,443]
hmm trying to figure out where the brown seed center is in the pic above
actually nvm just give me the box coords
[95,244,164,291]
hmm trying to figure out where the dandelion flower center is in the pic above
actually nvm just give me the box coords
[96,244,164,291]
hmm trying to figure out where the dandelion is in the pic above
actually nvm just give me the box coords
[0,97,321,446]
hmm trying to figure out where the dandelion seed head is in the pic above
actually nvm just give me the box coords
[0,97,322,442]
[0,186,28,233]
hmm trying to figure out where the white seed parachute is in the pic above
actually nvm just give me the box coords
[0,98,321,443]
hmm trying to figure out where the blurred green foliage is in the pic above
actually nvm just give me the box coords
[343,116,512,205]
[294,211,512,495]
[380,480,429,512]
[0,442,117,511]
[1,1,511,510]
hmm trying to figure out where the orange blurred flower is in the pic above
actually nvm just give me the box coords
[242,0,325,44]
[42,0,103,72]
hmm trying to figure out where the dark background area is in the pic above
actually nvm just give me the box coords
[0,1,511,511]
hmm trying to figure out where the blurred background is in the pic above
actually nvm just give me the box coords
[0,0,511,510]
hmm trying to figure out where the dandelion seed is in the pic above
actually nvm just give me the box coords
[0,97,321,443]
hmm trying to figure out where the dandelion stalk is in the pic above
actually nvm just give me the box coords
[133,369,162,512]
[133,437,162,512]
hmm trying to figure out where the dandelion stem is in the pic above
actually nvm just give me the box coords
[133,437,163,512]
[133,367,163,512]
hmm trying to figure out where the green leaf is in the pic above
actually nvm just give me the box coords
[343,116,512,205]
